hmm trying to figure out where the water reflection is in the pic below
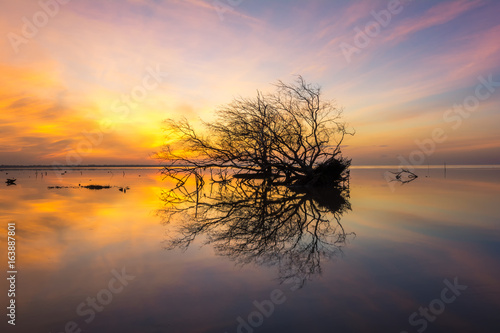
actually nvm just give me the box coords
[1,167,499,332]
[160,177,354,286]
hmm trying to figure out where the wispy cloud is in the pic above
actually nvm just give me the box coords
[383,0,483,44]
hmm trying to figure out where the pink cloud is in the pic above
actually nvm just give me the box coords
[383,0,483,44]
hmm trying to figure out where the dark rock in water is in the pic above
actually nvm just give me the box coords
[118,186,130,193]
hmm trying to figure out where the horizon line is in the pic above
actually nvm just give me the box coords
[1,164,500,169]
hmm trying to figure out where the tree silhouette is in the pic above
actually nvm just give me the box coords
[156,76,354,187]
[159,177,354,287]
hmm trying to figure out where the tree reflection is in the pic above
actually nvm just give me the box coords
[159,175,354,288]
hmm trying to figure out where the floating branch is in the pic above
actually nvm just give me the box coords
[389,169,418,184]
[83,184,112,190]
[48,184,129,192]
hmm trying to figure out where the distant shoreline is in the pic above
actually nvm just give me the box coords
[0,164,160,167]
[0,165,163,170]
[1,164,500,170]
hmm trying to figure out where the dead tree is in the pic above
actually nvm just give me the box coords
[156,76,354,187]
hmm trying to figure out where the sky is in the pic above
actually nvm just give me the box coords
[1,0,499,166]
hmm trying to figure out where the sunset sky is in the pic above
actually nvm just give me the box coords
[1,0,499,166]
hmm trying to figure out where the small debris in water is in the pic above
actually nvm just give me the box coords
[83,185,111,190]
[47,184,129,192]
[118,186,130,193]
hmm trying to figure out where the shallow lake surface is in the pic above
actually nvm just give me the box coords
[0,166,499,333]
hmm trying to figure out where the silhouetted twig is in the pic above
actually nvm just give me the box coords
[389,169,418,184]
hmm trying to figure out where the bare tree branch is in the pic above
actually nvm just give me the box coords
[155,77,354,187]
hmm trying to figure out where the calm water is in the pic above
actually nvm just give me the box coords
[0,167,499,333]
